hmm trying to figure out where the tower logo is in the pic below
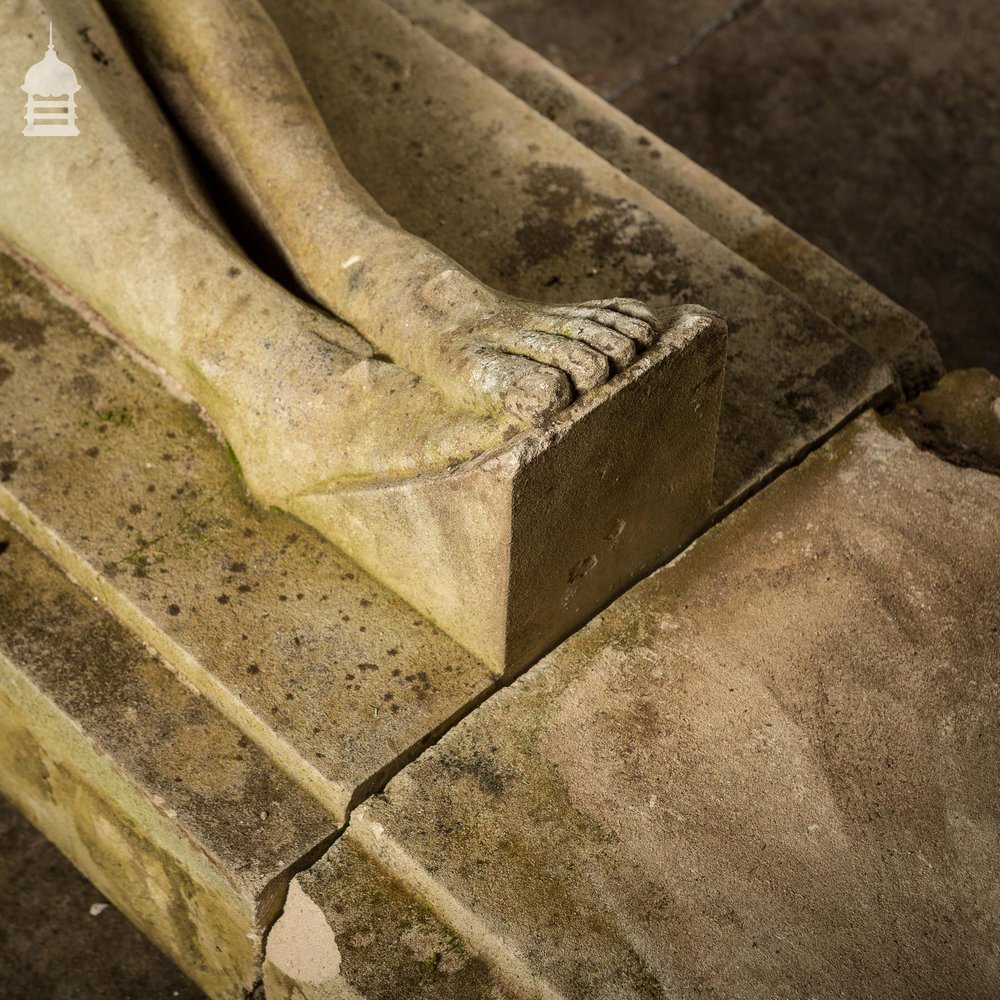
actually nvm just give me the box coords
[21,23,81,137]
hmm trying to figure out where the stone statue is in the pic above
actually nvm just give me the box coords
[0,0,726,668]
[5,0,656,473]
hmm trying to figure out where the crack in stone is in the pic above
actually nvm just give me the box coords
[605,0,766,102]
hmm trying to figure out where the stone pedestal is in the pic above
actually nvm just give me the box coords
[295,305,725,670]
[0,0,947,996]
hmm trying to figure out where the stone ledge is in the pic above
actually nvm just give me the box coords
[390,0,942,394]
[0,252,498,827]
[272,410,1000,998]
[0,530,335,999]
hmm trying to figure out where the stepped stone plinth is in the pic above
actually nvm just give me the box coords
[0,0,950,996]
[266,408,1000,999]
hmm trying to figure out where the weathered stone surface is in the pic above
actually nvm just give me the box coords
[0,252,497,824]
[264,836,515,1000]
[390,0,942,393]
[262,0,895,508]
[288,412,1000,998]
[0,530,334,999]
[1,0,721,673]
[296,304,726,668]
[887,367,1000,475]
[2,0,895,670]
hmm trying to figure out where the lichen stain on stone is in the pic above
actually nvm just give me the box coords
[435,744,510,797]
[0,315,45,352]
[0,451,17,483]
[69,372,102,398]
[572,116,625,153]
[511,162,692,300]
[510,68,574,122]
[514,217,577,268]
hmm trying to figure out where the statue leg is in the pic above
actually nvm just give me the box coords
[0,0,512,502]
[103,0,661,424]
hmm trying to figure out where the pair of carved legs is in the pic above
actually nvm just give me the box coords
[2,0,656,499]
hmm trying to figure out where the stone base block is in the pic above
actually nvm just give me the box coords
[293,305,726,670]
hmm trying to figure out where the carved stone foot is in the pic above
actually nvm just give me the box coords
[289,304,727,670]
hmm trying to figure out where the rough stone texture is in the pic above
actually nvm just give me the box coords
[390,0,942,394]
[0,0,899,711]
[0,251,499,825]
[887,367,1000,475]
[0,797,204,1000]
[0,530,334,999]
[0,0,990,992]
[291,410,1000,997]
[2,0,721,675]
[465,0,999,376]
[296,305,726,668]
[262,0,894,510]
[263,836,514,1000]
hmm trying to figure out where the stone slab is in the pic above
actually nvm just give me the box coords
[0,529,334,999]
[0,252,498,827]
[278,410,1000,998]
[264,0,895,509]
[391,0,942,394]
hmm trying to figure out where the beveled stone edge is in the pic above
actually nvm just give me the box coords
[391,0,943,392]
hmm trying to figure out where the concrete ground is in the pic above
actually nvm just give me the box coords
[0,801,203,1000]
[1,0,995,996]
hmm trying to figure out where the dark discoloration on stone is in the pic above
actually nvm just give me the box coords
[571,116,624,153]
[436,745,509,797]
[0,531,335,998]
[0,315,44,351]
[513,216,576,266]
[886,368,1000,475]
[69,372,102,398]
